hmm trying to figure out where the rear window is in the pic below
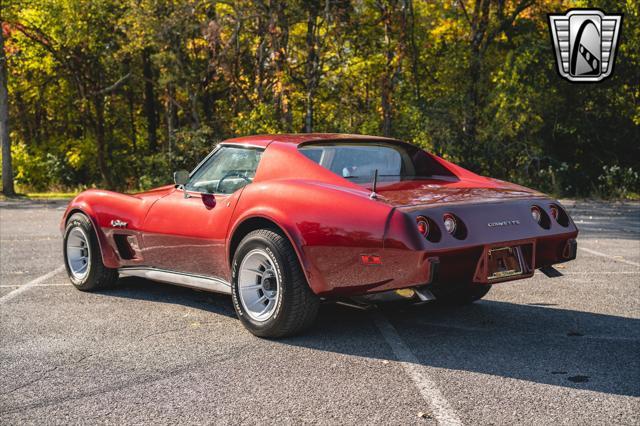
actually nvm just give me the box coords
[299,142,454,183]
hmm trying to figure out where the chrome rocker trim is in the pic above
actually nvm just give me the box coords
[118,267,231,295]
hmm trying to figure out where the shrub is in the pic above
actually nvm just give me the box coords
[596,165,640,199]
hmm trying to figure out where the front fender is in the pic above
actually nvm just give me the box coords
[62,189,160,269]
[62,192,120,269]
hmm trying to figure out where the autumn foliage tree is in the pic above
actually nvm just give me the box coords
[1,0,638,197]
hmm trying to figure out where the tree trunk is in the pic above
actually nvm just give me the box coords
[255,3,268,103]
[127,82,137,153]
[380,1,396,138]
[463,49,481,150]
[270,0,292,130]
[406,0,422,104]
[381,78,392,137]
[0,29,15,196]
[93,97,113,188]
[189,91,200,128]
[462,0,489,151]
[142,48,158,152]
[166,84,176,154]
[303,3,319,133]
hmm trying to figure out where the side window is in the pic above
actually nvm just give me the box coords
[300,147,323,163]
[186,146,263,194]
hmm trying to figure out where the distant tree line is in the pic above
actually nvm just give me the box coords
[1,0,639,197]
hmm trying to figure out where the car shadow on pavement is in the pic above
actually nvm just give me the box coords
[102,276,237,319]
[99,277,639,398]
[283,301,640,398]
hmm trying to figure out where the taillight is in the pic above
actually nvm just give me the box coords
[549,204,569,227]
[443,213,457,234]
[416,216,429,237]
[531,206,542,224]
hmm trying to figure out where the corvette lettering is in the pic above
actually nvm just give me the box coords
[488,220,521,227]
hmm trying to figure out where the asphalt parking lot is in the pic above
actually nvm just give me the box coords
[1,199,638,425]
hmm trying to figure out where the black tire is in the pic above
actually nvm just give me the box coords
[231,228,319,338]
[63,213,118,291]
[430,283,491,305]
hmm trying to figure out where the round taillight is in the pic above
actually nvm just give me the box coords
[531,206,542,224]
[550,205,559,221]
[443,214,457,234]
[416,217,429,237]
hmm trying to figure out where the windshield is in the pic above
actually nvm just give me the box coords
[186,146,263,194]
[298,142,454,183]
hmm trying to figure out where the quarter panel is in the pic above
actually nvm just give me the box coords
[230,180,394,294]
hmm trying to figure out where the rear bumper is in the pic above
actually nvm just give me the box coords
[370,197,580,292]
[321,234,577,296]
[426,235,577,286]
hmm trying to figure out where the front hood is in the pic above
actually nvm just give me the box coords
[374,179,547,207]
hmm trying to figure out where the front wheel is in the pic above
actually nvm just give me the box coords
[63,213,118,291]
[430,283,491,305]
[231,229,319,338]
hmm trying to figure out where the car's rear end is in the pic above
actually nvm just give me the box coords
[294,137,578,302]
[382,188,578,293]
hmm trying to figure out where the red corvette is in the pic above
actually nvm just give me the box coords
[61,134,578,337]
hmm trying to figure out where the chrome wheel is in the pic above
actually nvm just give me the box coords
[66,227,91,280]
[238,249,280,322]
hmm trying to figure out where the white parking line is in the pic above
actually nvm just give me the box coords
[0,265,66,303]
[578,247,640,267]
[374,314,463,426]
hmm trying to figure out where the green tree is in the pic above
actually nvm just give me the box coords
[1,0,638,197]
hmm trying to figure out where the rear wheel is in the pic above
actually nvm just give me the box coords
[63,213,118,291]
[430,283,491,305]
[231,229,319,338]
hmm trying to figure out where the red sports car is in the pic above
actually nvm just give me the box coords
[61,134,578,337]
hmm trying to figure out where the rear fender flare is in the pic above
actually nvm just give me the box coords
[227,209,327,295]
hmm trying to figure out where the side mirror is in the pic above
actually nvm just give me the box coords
[173,170,189,186]
[173,170,190,198]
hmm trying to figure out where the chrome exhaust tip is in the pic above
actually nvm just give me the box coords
[414,287,436,302]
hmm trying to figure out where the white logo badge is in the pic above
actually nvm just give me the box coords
[548,9,622,82]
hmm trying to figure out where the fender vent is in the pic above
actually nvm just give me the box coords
[114,234,136,260]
